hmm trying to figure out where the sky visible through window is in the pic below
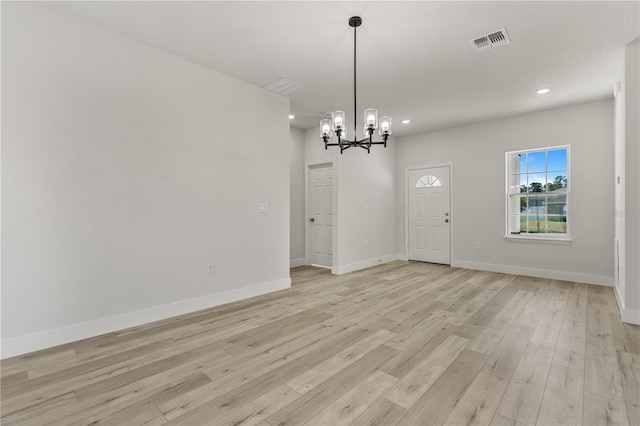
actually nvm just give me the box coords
[518,148,567,190]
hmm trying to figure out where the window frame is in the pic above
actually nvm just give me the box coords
[504,145,572,242]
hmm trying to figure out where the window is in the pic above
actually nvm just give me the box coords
[416,175,442,188]
[506,146,570,239]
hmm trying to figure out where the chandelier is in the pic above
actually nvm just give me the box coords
[320,16,392,154]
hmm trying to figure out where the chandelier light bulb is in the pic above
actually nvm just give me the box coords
[334,116,343,128]
[320,119,332,138]
[379,116,392,135]
[367,114,375,124]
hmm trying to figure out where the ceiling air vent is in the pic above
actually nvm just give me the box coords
[264,78,304,96]
[471,28,510,53]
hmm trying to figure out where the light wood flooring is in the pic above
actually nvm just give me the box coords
[1,261,639,426]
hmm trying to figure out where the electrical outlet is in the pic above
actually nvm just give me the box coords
[208,262,215,274]
[474,241,480,250]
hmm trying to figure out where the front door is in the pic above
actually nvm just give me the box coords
[309,164,333,267]
[408,166,451,264]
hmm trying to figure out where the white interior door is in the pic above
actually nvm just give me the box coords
[408,166,451,264]
[309,165,333,267]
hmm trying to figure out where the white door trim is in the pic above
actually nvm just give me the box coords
[305,161,336,267]
[405,162,454,264]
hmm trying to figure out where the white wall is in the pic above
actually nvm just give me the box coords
[334,137,398,273]
[397,100,615,285]
[1,3,291,357]
[289,127,305,267]
[625,41,640,321]
[615,40,640,324]
[302,126,398,274]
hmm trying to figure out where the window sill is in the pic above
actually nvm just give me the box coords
[504,235,572,244]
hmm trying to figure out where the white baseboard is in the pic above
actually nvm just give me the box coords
[621,306,640,325]
[396,253,409,261]
[332,254,399,275]
[1,278,291,359]
[613,285,640,325]
[290,258,305,268]
[451,259,612,287]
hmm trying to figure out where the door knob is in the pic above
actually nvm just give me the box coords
[310,218,315,222]
[445,219,449,223]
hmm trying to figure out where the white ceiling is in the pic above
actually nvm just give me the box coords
[41,1,639,138]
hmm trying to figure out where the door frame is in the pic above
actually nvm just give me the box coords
[405,162,454,265]
[305,161,336,268]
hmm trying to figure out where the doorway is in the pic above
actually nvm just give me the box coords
[308,163,334,268]
[407,166,451,265]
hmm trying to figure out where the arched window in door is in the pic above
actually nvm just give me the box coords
[415,175,442,188]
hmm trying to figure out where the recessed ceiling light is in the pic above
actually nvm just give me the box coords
[401,119,411,124]
[536,88,550,95]
[289,114,295,120]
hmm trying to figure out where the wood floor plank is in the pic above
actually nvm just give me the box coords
[379,322,458,379]
[1,348,78,378]
[0,391,77,426]
[211,384,300,426]
[584,333,625,402]
[285,329,395,394]
[443,371,507,426]
[1,361,131,417]
[529,286,568,347]
[482,322,535,380]
[2,339,172,400]
[396,349,488,426]
[617,350,640,425]
[536,364,584,426]
[453,302,502,340]
[74,372,211,426]
[384,334,470,409]
[21,365,213,425]
[495,342,554,426]
[583,391,629,426]
[159,330,328,421]
[552,285,587,371]
[490,413,526,426]
[587,301,613,338]
[164,360,308,425]
[0,371,28,389]
[73,345,227,403]
[446,275,512,328]
[303,370,398,425]
[467,290,533,354]
[294,326,377,367]
[351,397,407,426]
[265,345,399,426]
[385,311,450,351]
